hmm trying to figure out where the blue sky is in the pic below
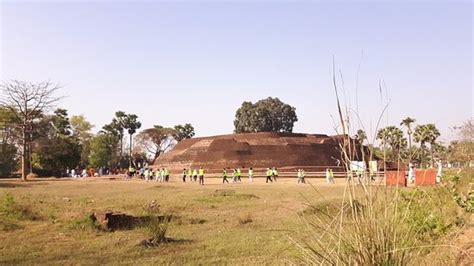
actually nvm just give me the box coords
[1,0,472,143]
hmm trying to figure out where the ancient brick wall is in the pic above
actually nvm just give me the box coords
[153,132,361,173]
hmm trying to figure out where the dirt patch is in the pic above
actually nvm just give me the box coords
[91,211,173,231]
[454,225,474,265]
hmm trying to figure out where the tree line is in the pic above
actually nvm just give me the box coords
[355,117,472,168]
[0,80,194,180]
[1,80,471,179]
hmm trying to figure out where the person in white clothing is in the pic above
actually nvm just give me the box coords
[436,161,443,184]
[144,168,150,182]
[408,164,415,183]
[248,167,254,182]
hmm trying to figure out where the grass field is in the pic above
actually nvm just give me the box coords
[1,174,472,265]
[0,177,352,264]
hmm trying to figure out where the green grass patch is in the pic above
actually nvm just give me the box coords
[197,189,260,204]
[69,213,101,231]
[0,192,42,231]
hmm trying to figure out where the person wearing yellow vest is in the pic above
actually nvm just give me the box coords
[192,169,198,182]
[237,168,242,182]
[272,167,278,182]
[248,167,254,182]
[266,168,273,183]
[144,168,150,182]
[222,168,229,184]
[188,168,192,182]
[326,168,335,184]
[198,167,205,185]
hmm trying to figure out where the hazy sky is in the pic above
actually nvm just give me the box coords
[1,0,472,143]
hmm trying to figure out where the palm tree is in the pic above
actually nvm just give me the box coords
[377,126,407,161]
[414,124,440,167]
[355,129,367,145]
[113,111,127,156]
[123,114,141,167]
[400,117,416,150]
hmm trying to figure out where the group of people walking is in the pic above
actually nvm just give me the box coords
[127,165,339,185]
[222,167,255,183]
[181,167,205,185]
[127,166,172,182]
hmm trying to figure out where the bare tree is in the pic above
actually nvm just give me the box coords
[0,80,61,180]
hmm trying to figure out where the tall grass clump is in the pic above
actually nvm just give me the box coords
[140,200,172,247]
[290,59,469,264]
[0,192,41,231]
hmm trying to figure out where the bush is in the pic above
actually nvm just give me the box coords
[0,193,40,231]
[0,143,18,177]
[70,214,101,231]
[140,200,172,247]
[291,180,467,264]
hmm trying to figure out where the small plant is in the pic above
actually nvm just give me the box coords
[140,200,172,248]
[0,193,41,231]
[238,213,253,225]
[198,190,260,204]
[0,193,20,231]
[189,218,207,225]
[70,214,101,231]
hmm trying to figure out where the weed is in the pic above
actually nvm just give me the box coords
[0,193,41,231]
[189,218,207,225]
[139,200,172,248]
[197,190,259,203]
[70,214,101,231]
[238,213,253,225]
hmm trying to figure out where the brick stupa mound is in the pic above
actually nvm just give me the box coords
[154,132,358,173]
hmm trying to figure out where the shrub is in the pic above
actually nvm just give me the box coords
[70,214,101,231]
[140,200,172,247]
[0,193,41,231]
[291,181,466,264]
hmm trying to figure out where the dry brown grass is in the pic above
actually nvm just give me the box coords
[0,176,346,264]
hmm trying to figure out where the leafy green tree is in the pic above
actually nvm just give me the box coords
[0,108,18,177]
[123,114,141,166]
[234,97,298,133]
[100,121,123,168]
[32,136,81,176]
[137,123,195,161]
[70,115,94,168]
[0,107,18,145]
[89,134,115,168]
[0,143,17,177]
[414,123,440,167]
[173,123,195,141]
[50,109,71,137]
[31,109,81,176]
[400,117,416,150]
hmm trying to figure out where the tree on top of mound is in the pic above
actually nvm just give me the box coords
[233,97,298,133]
[136,123,195,161]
